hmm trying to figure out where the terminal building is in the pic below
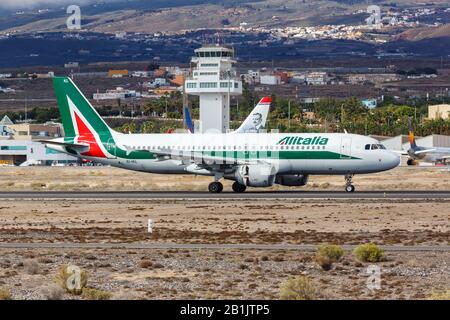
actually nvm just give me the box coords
[380,134,450,151]
[185,44,242,133]
[0,115,77,166]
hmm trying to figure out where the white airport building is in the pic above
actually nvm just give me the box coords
[0,116,77,166]
[380,134,450,152]
[185,44,242,133]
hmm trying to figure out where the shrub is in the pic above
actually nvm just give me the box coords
[279,276,317,300]
[428,290,450,300]
[42,284,65,300]
[82,288,112,300]
[55,265,88,295]
[317,244,344,261]
[315,255,333,271]
[315,244,344,270]
[0,288,12,300]
[353,243,385,262]
[23,259,40,275]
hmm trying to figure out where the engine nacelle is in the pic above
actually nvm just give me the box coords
[275,174,309,186]
[234,165,276,187]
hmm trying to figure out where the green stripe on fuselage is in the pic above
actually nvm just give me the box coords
[113,149,360,161]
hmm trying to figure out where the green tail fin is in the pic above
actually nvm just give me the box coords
[52,77,111,139]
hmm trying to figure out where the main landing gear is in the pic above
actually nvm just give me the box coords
[208,181,223,193]
[345,174,355,193]
[208,181,247,193]
[232,181,247,193]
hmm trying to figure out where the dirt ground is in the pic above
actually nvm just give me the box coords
[0,198,448,245]
[1,165,450,191]
[0,166,448,300]
[0,248,448,300]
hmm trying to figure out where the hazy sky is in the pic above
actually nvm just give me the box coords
[0,0,116,10]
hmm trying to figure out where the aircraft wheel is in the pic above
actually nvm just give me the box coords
[407,159,414,166]
[232,182,247,193]
[208,182,223,193]
[345,184,355,193]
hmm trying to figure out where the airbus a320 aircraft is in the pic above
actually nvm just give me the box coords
[41,77,400,193]
[406,118,450,165]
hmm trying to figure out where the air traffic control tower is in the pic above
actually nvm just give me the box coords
[185,44,242,133]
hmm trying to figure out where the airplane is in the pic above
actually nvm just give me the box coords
[40,77,400,193]
[406,118,450,165]
[184,96,270,134]
[233,97,270,133]
[184,106,195,133]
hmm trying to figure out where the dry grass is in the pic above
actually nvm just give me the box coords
[0,288,12,300]
[279,276,318,300]
[315,244,344,270]
[428,290,450,300]
[82,288,112,300]
[55,265,88,295]
[42,284,65,300]
[23,259,40,275]
[353,243,385,263]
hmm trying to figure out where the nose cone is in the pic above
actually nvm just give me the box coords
[384,151,401,170]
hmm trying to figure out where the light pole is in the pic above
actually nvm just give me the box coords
[228,69,231,132]
[288,100,291,129]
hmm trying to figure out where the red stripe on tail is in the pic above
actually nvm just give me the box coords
[74,112,107,158]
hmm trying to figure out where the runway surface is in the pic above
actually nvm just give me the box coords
[0,242,448,252]
[1,190,450,199]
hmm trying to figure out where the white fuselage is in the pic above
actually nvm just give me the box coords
[64,132,400,177]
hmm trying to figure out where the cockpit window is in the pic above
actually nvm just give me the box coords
[366,144,386,150]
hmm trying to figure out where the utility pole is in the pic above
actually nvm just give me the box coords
[228,69,231,132]
[288,100,291,129]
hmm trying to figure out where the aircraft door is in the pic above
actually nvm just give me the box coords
[340,137,352,159]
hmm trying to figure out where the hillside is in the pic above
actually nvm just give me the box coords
[2,0,448,34]
[396,24,450,41]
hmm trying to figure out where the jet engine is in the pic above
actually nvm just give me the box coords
[275,174,309,186]
[234,164,276,187]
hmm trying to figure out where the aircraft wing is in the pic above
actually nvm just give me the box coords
[149,149,260,166]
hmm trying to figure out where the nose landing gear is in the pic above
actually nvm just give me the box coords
[345,174,355,192]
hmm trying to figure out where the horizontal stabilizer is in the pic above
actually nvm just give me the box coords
[38,139,90,153]
[414,149,436,155]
